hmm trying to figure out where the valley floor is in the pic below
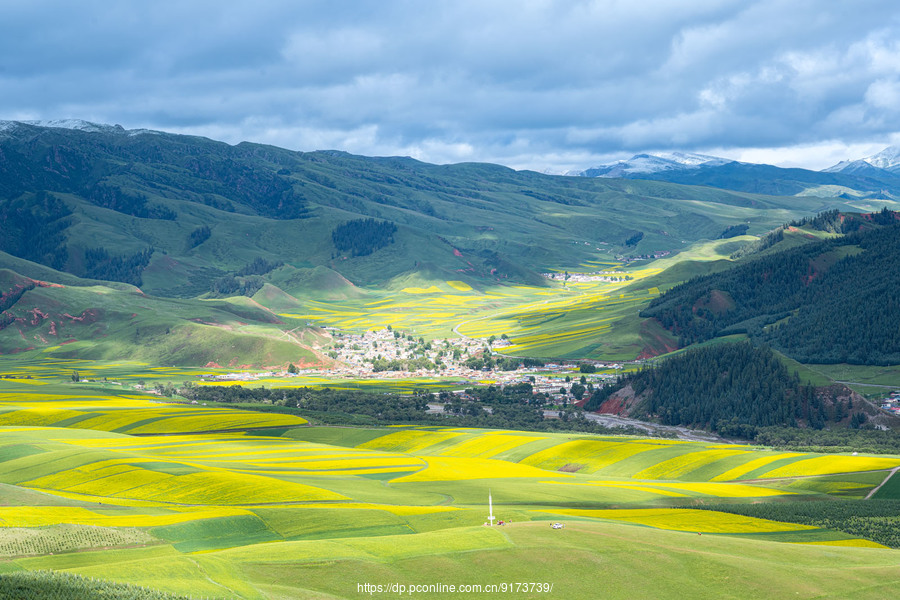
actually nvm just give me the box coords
[0,374,899,598]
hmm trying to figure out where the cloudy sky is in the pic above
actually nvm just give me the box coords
[3,0,900,172]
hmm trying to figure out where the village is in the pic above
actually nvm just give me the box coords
[197,329,900,422]
[541,270,633,283]
[202,326,622,402]
[881,391,900,416]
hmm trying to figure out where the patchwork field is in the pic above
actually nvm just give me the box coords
[249,237,746,363]
[1,383,899,598]
[274,249,702,360]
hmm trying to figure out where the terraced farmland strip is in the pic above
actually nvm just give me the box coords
[709,453,809,481]
[760,455,900,479]
[520,439,665,474]
[439,434,545,459]
[633,449,751,481]
[392,456,571,482]
[0,506,251,527]
[358,430,463,453]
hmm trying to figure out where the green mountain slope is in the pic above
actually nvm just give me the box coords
[0,121,863,298]
[585,341,899,436]
[641,213,900,365]
[0,266,328,367]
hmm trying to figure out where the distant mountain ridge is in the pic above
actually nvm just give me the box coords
[573,147,900,201]
[575,152,734,178]
[1,119,898,377]
[576,144,900,176]
[823,145,900,175]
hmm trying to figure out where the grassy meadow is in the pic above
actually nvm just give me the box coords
[273,237,750,361]
[1,375,900,598]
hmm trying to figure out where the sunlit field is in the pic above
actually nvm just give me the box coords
[281,276,665,360]
[1,379,900,598]
[268,238,746,363]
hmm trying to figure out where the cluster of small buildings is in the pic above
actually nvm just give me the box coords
[615,250,671,263]
[195,325,624,398]
[327,327,486,377]
[880,392,900,415]
[541,271,632,283]
[202,371,274,382]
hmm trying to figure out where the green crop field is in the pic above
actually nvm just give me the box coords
[268,237,744,362]
[0,381,899,599]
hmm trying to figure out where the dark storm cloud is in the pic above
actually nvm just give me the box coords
[2,0,899,170]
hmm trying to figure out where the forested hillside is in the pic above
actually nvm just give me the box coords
[585,342,890,437]
[642,215,900,365]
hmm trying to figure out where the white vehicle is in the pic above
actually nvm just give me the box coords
[551,522,565,529]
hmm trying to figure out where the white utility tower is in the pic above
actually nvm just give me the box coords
[488,489,495,526]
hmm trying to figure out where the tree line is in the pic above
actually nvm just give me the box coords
[181,384,653,436]
[187,225,211,249]
[698,500,900,548]
[85,183,176,220]
[83,247,153,286]
[208,258,284,297]
[331,218,397,257]
[0,191,71,270]
[643,217,900,365]
[582,342,874,435]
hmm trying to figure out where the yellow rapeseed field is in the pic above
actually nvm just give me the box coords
[238,466,421,477]
[0,397,307,433]
[633,449,750,480]
[445,281,473,292]
[102,471,347,504]
[392,456,571,482]
[295,503,459,516]
[126,410,306,433]
[439,434,544,459]
[799,539,889,548]
[250,457,425,472]
[22,460,348,504]
[520,439,660,473]
[358,430,463,453]
[543,480,794,498]
[0,408,84,426]
[759,455,900,478]
[0,506,250,528]
[27,462,172,496]
[638,481,794,497]
[709,453,809,481]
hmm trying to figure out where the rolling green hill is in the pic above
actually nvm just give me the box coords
[2,379,900,599]
[642,215,900,365]
[0,266,329,367]
[0,121,864,298]
[1,120,873,365]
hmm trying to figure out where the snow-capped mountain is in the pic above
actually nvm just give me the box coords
[571,147,900,199]
[861,146,900,170]
[573,152,734,178]
[0,119,159,138]
[824,145,900,174]
[34,119,119,132]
